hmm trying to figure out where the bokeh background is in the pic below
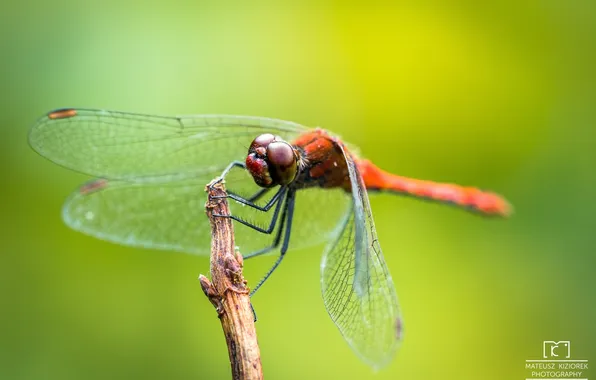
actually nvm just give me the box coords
[2,1,595,379]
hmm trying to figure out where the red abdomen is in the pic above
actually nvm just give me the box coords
[357,159,512,217]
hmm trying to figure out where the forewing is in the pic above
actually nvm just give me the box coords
[29,109,307,181]
[63,176,214,255]
[62,169,351,255]
[320,146,402,369]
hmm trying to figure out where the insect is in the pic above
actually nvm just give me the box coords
[29,108,511,368]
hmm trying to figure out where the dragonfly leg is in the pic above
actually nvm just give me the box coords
[242,191,290,260]
[222,186,284,212]
[209,160,246,189]
[220,160,246,178]
[242,236,280,259]
[216,187,287,234]
[211,161,276,210]
[225,187,271,203]
[246,188,271,203]
[250,302,258,322]
[249,189,296,297]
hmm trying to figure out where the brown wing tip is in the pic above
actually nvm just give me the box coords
[395,317,404,341]
[48,108,78,120]
[80,179,109,195]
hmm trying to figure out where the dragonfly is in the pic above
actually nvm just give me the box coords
[29,108,511,369]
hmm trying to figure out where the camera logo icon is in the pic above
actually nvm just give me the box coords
[543,341,571,359]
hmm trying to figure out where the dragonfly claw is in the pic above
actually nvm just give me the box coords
[208,176,225,190]
[250,302,258,322]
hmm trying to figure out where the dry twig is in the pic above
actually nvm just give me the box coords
[199,180,263,380]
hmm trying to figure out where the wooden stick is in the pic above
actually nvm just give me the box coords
[199,180,263,380]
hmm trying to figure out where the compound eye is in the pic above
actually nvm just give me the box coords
[250,133,276,151]
[267,141,297,185]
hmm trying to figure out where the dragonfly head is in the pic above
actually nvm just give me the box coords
[246,133,299,188]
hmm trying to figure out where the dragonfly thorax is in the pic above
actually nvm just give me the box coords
[246,133,299,188]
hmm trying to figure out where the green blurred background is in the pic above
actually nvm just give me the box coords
[2,1,595,379]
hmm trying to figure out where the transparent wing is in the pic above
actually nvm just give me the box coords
[29,109,308,181]
[320,146,402,369]
[63,169,350,256]
[63,176,215,255]
[32,108,349,255]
